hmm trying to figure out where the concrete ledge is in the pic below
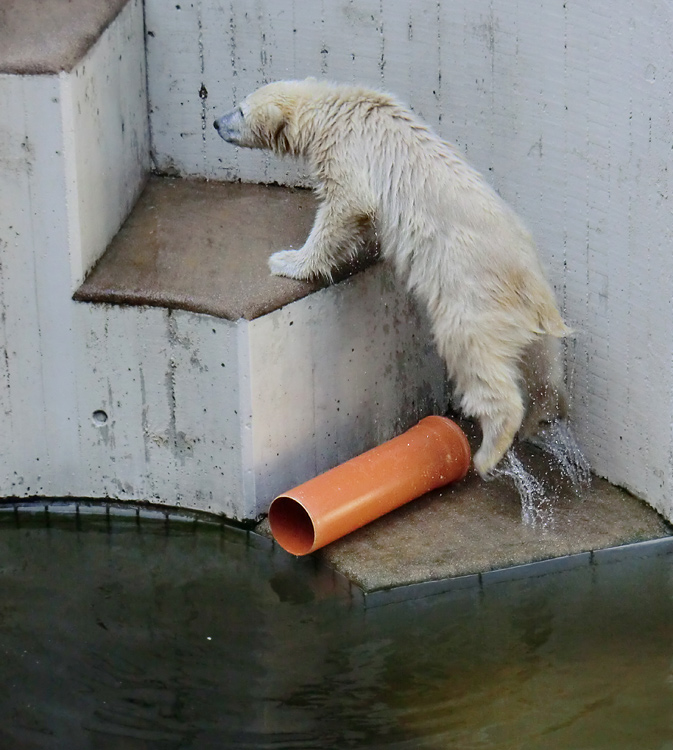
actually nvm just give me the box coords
[592,536,673,565]
[359,541,673,609]
[0,0,129,74]
[257,427,673,607]
[75,176,377,321]
[480,552,592,587]
[363,573,480,608]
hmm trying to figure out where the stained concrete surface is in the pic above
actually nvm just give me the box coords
[75,176,376,320]
[0,0,129,74]
[260,420,672,592]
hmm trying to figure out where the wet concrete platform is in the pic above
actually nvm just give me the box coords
[0,0,129,74]
[259,420,672,597]
[75,176,375,320]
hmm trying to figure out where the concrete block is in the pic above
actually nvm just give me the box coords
[480,552,592,587]
[0,0,149,499]
[71,266,445,520]
[245,266,446,512]
[592,537,673,566]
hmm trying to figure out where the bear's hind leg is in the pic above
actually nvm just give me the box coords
[471,387,525,479]
[449,343,526,478]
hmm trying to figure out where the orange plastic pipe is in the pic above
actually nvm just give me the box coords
[268,416,471,555]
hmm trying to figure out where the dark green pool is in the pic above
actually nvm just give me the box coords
[1,504,672,749]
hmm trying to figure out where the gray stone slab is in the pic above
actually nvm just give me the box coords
[592,536,673,565]
[364,573,481,609]
[310,423,672,592]
[133,506,167,522]
[75,176,377,321]
[12,503,48,516]
[39,502,79,515]
[0,0,129,74]
[107,504,140,518]
[77,504,108,517]
[481,551,592,587]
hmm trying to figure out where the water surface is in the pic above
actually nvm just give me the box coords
[1,505,672,749]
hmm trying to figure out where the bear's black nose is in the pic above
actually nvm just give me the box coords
[213,119,220,131]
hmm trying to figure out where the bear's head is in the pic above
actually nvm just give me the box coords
[214,79,319,155]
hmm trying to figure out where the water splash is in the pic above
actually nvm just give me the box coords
[530,420,592,489]
[490,420,592,527]
[492,450,555,528]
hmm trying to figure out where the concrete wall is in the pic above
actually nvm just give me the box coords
[145,0,673,519]
[247,265,446,509]
[71,304,247,516]
[64,2,149,287]
[2,0,670,521]
[0,0,149,498]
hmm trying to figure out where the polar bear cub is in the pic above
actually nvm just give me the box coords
[214,79,571,478]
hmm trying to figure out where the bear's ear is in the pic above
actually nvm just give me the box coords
[264,103,284,127]
[264,103,290,153]
[258,102,285,133]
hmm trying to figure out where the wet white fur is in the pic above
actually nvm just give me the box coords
[214,79,571,477]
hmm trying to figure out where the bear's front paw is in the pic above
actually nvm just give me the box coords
[268,250,311,280]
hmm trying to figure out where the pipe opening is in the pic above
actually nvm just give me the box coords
[268,496,316,556]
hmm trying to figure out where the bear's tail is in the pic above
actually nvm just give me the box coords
[534,299,573,338]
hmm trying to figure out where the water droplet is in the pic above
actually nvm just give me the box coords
[530,420,591,489]
[492,450,554,528]
[490,421,591,528]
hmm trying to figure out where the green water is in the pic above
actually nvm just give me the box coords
[1,506,672,749]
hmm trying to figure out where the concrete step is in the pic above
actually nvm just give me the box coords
[255,421,672,605]
[72,176,447,519]
[1,0,129,75]
[75,176,357,320]
[0,0,150,501]
[1,0,148,290]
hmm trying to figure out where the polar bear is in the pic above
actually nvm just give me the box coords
[214,79,571,478]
